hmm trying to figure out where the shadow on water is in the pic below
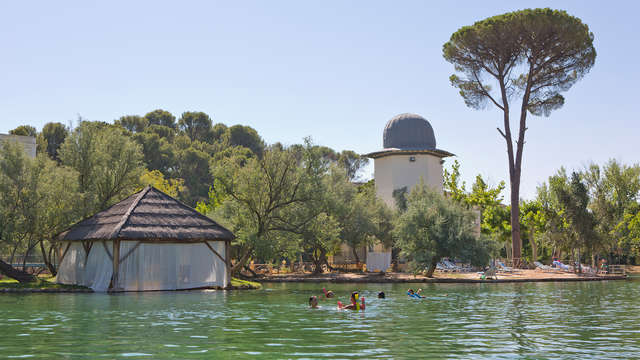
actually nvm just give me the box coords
[1,280,638,359]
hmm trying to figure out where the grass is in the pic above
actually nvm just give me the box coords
[230,277,262,289]
[0,277,89,290]
[0,276,260,291]
[0,274,89,290]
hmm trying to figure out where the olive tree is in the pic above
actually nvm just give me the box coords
[443,8,596,265]
[0,142,81,281]
[211,144,316,273]
[59,121,144,213]
[394,180,493,277]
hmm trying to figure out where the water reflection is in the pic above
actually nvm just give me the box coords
[1,281,639,359]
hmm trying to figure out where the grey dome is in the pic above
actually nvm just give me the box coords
[383,113,436,150]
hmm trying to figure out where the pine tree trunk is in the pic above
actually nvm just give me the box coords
[510,180,522,267]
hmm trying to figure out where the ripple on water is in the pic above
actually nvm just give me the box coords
[1,281,640,359]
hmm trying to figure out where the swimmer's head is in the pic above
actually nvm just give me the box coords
[378,291,385,299]
[309,296,318,308]
[408,289,414,294]
[351,291,359,302]
[323,288,334,298]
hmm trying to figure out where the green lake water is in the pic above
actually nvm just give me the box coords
[1,280,639,359]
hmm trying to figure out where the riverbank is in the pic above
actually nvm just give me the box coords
[259,269,627,284]
[0,277,261,293]
[0,278,92,293]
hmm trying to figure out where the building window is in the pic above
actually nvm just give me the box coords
[409,156,416,162]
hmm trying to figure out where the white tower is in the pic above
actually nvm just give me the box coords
[366,113,453,208]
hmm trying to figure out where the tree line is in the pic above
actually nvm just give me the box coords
[1,112,494,282]
[3,113,637,284]
[444,159,640,270]
[0,111,416,281]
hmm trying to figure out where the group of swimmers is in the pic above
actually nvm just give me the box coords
[308,287,423,310]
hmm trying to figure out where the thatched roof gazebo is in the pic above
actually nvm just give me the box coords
[56,186,234,292]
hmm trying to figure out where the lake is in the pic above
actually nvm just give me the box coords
[1,280,639,359]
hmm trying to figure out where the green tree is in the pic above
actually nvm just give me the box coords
[9,125,37,137]
[175,146,212,205]
[394,180,492,277]
[178,111,213,142]
[337,150,369,181]
[0,142,81,281]
[116,115,148,133]
[59,121,144,213]
[133,131,175,175]
[615,203,640,260]
[143,109,176,129]
[520,199,546,263]
[210,123,228,143]
[139,170,184,198]
[211,145,314,273]
[555,172,599,272]
[37,122,68,162]
[443,8,596,265]
[443,160,468,203]
[227,125,265,157]
[144,124,176,141]
[583,160,640,254]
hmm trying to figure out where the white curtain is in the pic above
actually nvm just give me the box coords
[366,251,391,272]
[117,241,227,291]
[56,241,113,292]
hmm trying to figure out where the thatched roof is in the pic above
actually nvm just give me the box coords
[58,186,234,242]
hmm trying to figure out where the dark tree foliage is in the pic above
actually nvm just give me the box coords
[211,123,228,143]
[178,111,213,142]
[39,122,68,161]
[144,124,175,142]
[443,8,596,265]
[115,115,148,133]
[143,109,176,129]
[228,125,265,157]
[133,132,175,175]
[9,125,37,137]
[175,147,213,206]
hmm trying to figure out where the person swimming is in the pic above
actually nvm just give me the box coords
[378,291,385,299]
[322,287,335,298]
[337,291,365,310]
[309,295,319,308]
[407,288,424,299]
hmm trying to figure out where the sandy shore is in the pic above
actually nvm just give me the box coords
[259,269,628,284]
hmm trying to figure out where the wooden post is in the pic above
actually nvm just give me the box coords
[225,240,231,287]
[111,240,121,292]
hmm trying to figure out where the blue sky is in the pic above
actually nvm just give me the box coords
[1,1,638,200]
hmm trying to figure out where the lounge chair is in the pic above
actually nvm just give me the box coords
[553,260,570,271]
[496,260,514,273]
[443,259,462,272]
[534,261,553,271]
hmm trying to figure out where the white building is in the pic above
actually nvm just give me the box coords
[366,113,453,207]
[0,134,37,158]
[331,113,454,272]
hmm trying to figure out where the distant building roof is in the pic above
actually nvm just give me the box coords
[0,134,36,158]
[366,113,453,159]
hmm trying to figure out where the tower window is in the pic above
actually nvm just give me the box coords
[409,156,416,162]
